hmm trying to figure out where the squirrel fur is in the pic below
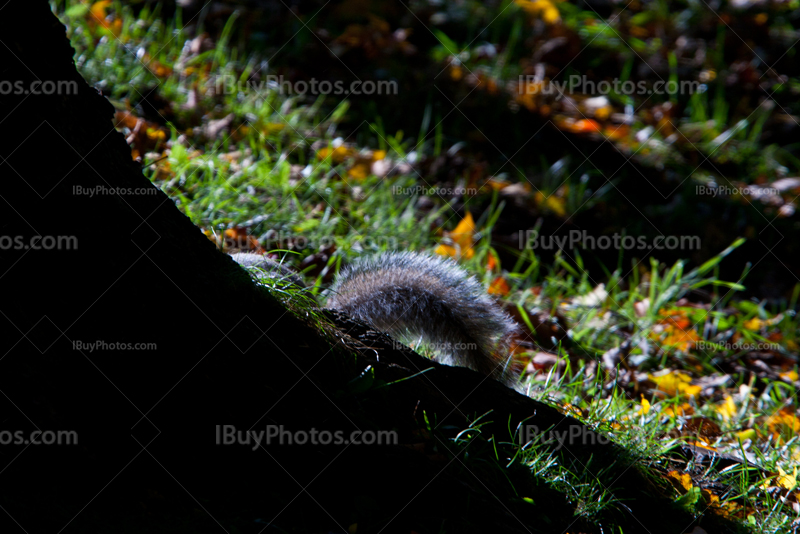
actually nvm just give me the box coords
[231,251,519,385]
[230,252,306,287]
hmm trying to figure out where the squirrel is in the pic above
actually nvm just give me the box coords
[231,251,520,385]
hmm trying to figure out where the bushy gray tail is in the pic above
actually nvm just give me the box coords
[326,252,519,384]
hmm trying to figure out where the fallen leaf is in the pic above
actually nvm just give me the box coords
[648,370,701,398]
[716,396,737,421]
[488,276,510,296]
[435,212,476,259]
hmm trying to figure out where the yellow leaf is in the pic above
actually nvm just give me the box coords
[593,105,612,121]
[716,396,737,421]
[542,5,560,23]
[434,244,474,260]
[777,466,797,490]
[648,371,700,398]
[667,470,694,492]
[146,127,167,142]
[743,317,763,331]
[451,212,475,243]
[534,191,566,217]
[662,403,693,417]
[515,0,561,23]
[639,395,651,415]
[683,384,702,397]
[779,370,798,382]
[434,244,456,257]
[735,428,756,442]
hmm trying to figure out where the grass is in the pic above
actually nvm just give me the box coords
[55,0,799,531]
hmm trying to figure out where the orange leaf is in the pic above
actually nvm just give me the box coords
[449,211,476,248]
[114,110,140,130]
[347,162,370,180]
[571,119,602,134]
[223,228,261,252]
[765,408,800,443]
[317,145,352,163]
[486,251,498,271]
[89,0,122,35]
[488,276,510,296]
[436,212,477,259]
[661,327,701,352]
[486,177,511,191]
[603,124,630,141]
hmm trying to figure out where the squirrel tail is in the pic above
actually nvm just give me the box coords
[326,252,519,384]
